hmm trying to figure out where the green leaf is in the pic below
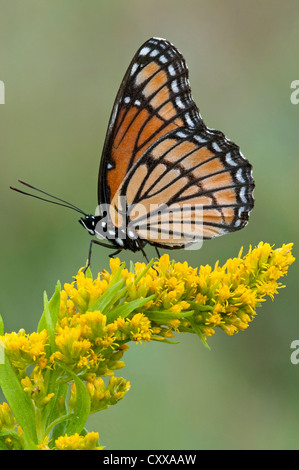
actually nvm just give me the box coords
[0,354,38,449]
[84,265,93,279]
[43,374,68,432]
[109,262,126,286]
[0,314,4,336]
[90,278,125,313]
[0,430,23,450]
[146,309,194,322]
[134,259,154,284]
[129,260,135,273]
[108,295,156,322]
[188,316,211,350]
[49,363,90,441]
[151,337,180,344]
[37,282,61,354]
[188,301,213,312]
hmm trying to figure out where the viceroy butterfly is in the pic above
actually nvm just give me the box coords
[11,37,254,266]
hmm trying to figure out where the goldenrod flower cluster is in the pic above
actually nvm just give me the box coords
[0,402,23,450]
[0,243,294,450]
[51,432,102,451]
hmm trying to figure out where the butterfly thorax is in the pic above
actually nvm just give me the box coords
[79,214,143,252]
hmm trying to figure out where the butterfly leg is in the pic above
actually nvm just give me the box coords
[109,249,122,258]
[84,239,116,273]
[135,238,150,263]
[135,238,160,274]
[155,247,161,258]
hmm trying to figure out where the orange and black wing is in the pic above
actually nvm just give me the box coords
[98,37,203,206]
[110,126,254,247]
[99,37,254,248]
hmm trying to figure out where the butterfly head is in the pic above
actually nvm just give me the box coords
[79,215,97,236]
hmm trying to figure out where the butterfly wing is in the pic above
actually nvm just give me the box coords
[98,37,203,206]
[109,126,254,248]
[98,37,254,249]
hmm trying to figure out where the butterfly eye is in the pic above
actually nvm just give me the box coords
[79,216,96,236]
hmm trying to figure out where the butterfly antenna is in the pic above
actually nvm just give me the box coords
[10,180,87,216]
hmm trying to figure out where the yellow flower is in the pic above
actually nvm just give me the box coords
[37,436,50,450]
[85,373,130,413]
[52,242,295,350]
[195,293,208,305]
[0,241,294,451]
[21,368,54,408]
[128,313,152,344]
[55,432,103,450]
[0,402,14,430]
[202,326,216,337]
[158,254,171,273]
[110,257,121,274]
[167,319,181,331]
[216,285,232,303]
[51,325,92,369]
[170,301,190,313]
[212,303,226,315]
[207,312,223,327]
[0,329,48,370]
[64,269,108,313]
[255,280,279,299]
[76,310,117,348]
[233,284,259,311]
[220,323,239,336]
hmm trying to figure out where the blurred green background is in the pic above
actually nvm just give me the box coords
[1,0,298,450]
